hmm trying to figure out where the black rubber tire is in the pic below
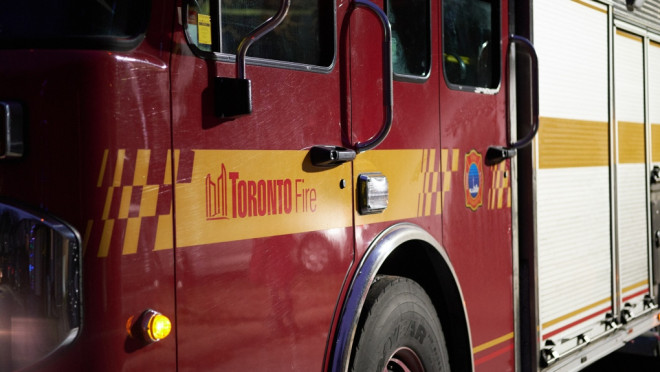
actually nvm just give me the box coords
[350,275,450,372]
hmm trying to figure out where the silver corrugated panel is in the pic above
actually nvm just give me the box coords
[613,0,660,32]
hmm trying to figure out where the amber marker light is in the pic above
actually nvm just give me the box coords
[127,309,172,345]
[147,312,172,341]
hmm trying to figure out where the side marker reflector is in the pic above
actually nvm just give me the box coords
[127,309,172,344]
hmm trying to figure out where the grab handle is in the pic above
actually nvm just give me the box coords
[352,0,394,154]
[486,35,539,165]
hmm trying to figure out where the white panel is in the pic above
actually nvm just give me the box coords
[651,40,660,167]
[537,168,611,327]
[615,31,645,123]
[535,0,609,122]
[534,0,612,349]
[651,40,660,126]
[618,164,648,289]
[615,30,650,308]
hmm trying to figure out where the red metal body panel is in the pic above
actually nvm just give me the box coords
[439,2,515,369]
[0,3,177,371]
[0,1,516,371]
[169,2,354,370]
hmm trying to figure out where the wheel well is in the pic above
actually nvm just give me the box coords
[378,240,473,371]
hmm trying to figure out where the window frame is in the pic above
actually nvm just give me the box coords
[385,0,433,83]
[182,0,337,74]
[441,0,502,93]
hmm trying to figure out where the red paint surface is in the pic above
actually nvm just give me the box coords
[0,1,517,371]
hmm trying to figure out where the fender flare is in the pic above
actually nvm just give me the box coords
[329,222,474,372]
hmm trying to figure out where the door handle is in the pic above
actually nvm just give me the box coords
[486,35,539,165]
[351,0,394,154]
[310,146,357,167]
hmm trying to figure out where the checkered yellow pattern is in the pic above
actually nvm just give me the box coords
[417,149,460,217]
[488,161,511,210]
[84,149,186,257]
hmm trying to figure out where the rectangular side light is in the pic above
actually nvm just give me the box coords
[358,172,389,215]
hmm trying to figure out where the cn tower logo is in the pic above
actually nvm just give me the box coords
[205,164,318,220]
[206,164,229,220]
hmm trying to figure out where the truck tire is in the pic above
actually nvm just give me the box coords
[350,275,450,372]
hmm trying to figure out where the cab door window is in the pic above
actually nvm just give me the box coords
[386,0,431,79]
[443,0,500,89]
[184,0,334,67]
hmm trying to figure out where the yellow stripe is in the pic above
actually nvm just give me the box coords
[113,149,126,187]
[97,149,109,187]
[618,121,645,164]
[651,40,660,48]
[542,281,649,330]
[473,332,514,354]
[617,29,643,43]
[441,149,448,174]
[622,279,648,294]
[98,219,115,257]
[118,186,133,219]
[435,191,443,215]
[154,214,173,251]
[653,124,660,163]
[538,117,609,168]
[542,297,611,329]
[571,0,607,13]
[140,185,159,217]
[137,149,457,249]
[133,149,151,186]
[163,149,182,186]
[164,149,173,185]
[452,149,459,171]
[424,192,432,216]
[102,187,114,220]
[123,218,141,255]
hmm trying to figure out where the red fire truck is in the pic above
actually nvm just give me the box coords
[2,0,660,371]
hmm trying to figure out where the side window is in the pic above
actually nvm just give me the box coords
[386,0,430,78]
[184,0,334,67]
[442,0,500,89]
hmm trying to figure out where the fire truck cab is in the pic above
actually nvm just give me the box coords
[1,0,660,371]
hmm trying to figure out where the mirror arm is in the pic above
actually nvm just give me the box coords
[236,0,291,79]
[214,0,291,119]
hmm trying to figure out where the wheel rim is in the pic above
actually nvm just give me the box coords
[384,347,425,372]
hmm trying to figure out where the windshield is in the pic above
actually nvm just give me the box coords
[0,0,150,49]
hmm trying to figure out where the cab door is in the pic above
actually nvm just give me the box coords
[439,1,517,370]
[169,1,354,370]
[348,0,444,265]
